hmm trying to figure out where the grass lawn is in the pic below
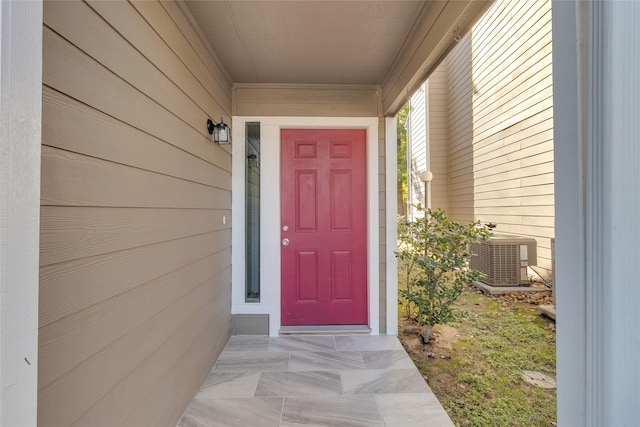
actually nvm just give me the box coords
[398,287,557,427]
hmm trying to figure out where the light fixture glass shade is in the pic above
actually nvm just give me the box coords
[214,123,231,144]
[420,170,433,183]
[207,118,231,144]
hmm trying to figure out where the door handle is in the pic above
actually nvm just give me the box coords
[282,238,290,246]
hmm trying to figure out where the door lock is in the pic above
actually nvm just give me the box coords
[282,238,290,246]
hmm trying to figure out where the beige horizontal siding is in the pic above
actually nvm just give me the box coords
[42,88,231,189]
[427,64,450,213]
[80,299,226,427]
[233,84,380,117]
[40,1,232,426]
[443,0,554,276]
[41,146,230,209]
[444,33,474,223]
[40,207,228,267]
[38,253,227,386]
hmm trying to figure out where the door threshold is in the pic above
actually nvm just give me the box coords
[279,325,371,336]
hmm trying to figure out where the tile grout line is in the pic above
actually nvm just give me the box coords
[278,396,286,426]
[178,336,453,426]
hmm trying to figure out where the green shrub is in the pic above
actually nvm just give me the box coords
[397,208,491,342]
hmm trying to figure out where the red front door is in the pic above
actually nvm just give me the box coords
[280,129,368,325]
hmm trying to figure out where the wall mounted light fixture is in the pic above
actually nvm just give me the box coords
[420,170,433,210]
[207,118,231,144]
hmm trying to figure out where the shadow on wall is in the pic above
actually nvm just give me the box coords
[445,33,475,223]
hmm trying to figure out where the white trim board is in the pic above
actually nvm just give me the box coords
[232,116,380,336]
[554,0,640,423]
[385,117,399,336]
[0,1,42,425]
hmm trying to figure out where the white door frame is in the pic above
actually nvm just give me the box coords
[231,117,380,336]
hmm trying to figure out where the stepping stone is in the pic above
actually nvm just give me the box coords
[522,370,556,389]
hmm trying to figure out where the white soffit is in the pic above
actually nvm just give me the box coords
[184,1,426,85]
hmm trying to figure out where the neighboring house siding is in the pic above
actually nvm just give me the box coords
[433,0,554,275]
[407,71,450,217]
[445,34,475,224]
[407,87,427,220]
[427,66,450,213]
[39,1,232,426]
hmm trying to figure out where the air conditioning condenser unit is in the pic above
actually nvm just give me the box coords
[470,235,537,286]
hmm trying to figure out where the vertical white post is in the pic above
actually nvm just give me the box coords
[552,1,587,423]
[385,116,398,335]
[0,1,42,425]
[554,0,640,424]
[587,1,640,424]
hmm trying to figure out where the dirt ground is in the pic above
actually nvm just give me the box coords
[399,318,462,388]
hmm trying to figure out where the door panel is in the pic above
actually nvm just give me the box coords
[281,129,367,325]
[297,250,318,301]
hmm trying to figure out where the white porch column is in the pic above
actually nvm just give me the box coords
[385,116,398,335]
[554,0,640,424]
[552,1,586,423]
[0,1,42,425]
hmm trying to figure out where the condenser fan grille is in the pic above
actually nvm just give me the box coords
[470,236,537,286]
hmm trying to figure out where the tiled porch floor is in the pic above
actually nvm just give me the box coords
[177,335,454,426]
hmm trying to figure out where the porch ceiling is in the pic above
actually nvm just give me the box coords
[184,0,492,115]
